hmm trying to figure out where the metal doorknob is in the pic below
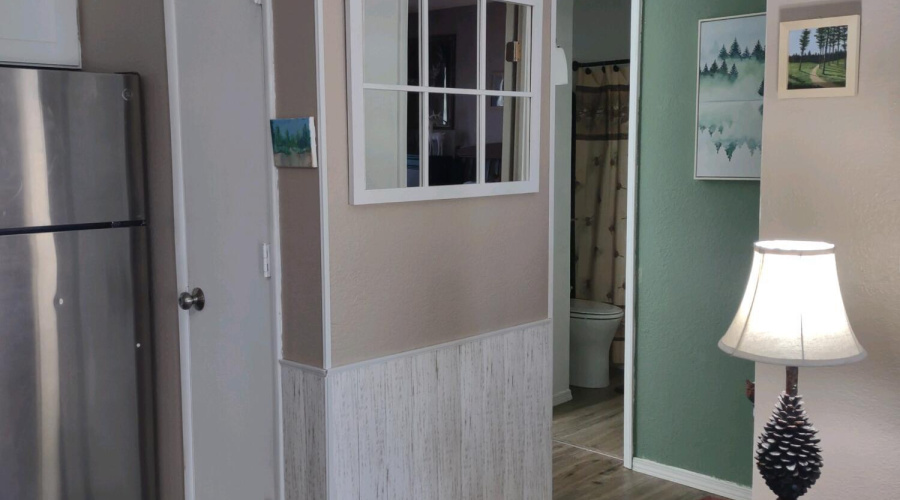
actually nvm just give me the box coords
[178,288,205,311]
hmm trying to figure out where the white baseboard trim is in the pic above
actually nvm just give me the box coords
[553,388,572,406]
[632,458,751,500]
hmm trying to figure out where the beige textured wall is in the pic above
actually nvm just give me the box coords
[77,1,183,498]
[272,0,325,367]
[322,0,552,366]
[754,1,900,498]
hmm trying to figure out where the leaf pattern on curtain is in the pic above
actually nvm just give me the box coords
[572,64,630,307]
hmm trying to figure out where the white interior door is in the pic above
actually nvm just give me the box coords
[164,1,278,499]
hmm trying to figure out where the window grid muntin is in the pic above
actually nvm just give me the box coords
[352,0,541,200]
[361,83,534,98]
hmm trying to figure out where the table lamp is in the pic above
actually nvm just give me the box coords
[719,241,866,500]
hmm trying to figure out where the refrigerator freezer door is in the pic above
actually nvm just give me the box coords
[0,227,151,500]
[0,67,145,231]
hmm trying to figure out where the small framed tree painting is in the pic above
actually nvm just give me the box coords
[270,117,317,168]
[695,13,767,180]
[778,15,860,99]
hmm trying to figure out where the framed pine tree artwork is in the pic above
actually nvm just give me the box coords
[270,117,318,168]
[778,15,861,99]
[694,13,767,180]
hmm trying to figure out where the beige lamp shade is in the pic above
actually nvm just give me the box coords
[719,240,866,366]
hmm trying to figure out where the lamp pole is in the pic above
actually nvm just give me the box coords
[785,366,799,397]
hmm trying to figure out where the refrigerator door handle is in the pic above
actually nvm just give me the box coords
[178,288,206,311]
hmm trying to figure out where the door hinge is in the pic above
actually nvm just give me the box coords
[262,243,271,279]
[251,0,262,5]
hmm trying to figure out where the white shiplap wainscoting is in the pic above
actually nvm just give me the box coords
[281,320,553,500]
[281,362,327,500]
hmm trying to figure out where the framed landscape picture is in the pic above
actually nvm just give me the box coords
[778,15,860,99]
[270,117,317,168]
[695,13,766,180]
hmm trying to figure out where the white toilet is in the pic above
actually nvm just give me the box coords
[570,298,625,388]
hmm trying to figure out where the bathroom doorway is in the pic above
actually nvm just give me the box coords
[552,0,635,470]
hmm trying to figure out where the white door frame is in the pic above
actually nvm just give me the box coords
[548,0,642,470]
[260,0,286,498]
[622,0,643,470]
[162,0,285,498]
[160,1,194,496]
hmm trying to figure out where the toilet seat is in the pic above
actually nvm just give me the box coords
[569,299,624,388]
[570,298,624,320]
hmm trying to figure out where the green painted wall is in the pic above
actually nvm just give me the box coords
[635,0,763,486]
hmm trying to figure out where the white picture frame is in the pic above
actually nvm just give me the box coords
[693,12,767,181]
[777,15,860,99]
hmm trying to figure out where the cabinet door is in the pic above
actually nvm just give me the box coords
[0,0,80,67]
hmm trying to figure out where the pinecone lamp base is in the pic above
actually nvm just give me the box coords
[756,367,823,500]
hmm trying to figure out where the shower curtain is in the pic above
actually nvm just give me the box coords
[572,64,630,307]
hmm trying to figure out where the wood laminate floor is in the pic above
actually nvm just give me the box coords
[552,443,724,500]
[552,374,722,499]
[553,379,625,458]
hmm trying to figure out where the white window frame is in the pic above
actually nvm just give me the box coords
[346,0,543,205]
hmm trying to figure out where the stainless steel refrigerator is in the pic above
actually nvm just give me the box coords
[0,67,155,500]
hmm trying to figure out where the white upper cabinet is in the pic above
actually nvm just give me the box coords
[0,0,80,67]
